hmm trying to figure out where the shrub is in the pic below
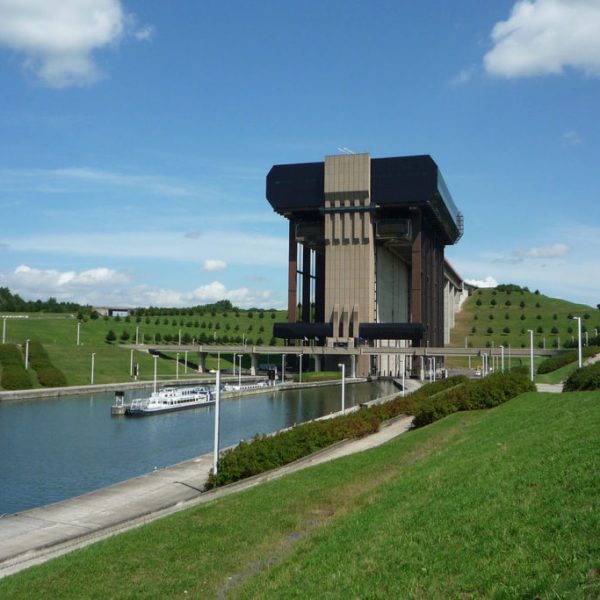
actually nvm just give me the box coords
[0,344,33,390]
[105,330,116,343]
[537,346,599,374]
[563,362,600,391]
[27,340,67,387]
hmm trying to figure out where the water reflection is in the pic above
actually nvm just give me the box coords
[0,380,395,515]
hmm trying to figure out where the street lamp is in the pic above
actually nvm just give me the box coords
[153,354,158,393]
[527,329,534,382]
[338,363,346,413]
[2,317,6,344]
[401,354,406,397]
[184,350,188,373]
[77,321,81,346]
[281,353,286,384]
[24,339,30,369]
[572,317,582,368]
[178,329,182,345]
[136,326,139,345]
[238,354,243,388]
[176,353,180,380]
[91,352,96,385]
[499,345,505,372]
[213,369,221,476]
[130,349,134,376]
[298,353,303,383]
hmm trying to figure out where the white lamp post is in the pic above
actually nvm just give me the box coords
[2,317,6,344]
[24,339,30,369]
[401,354,406,397]
[130,349,134,376]
[184,350,188,373]
[527,329,534,382]
[281,353,286,384]
[338,363,346,413]
[499,345,505,372]
[298,353,303,383]
[572,317,582,368]
[91,352,96,385]
[178,329,182,345]
[136,326,139,345]
[238,354,243,388]
[176,353,180,380]
[584,331,588,347]
[77,321,81,346]
[153,354,158,393]
[213,370,221,476]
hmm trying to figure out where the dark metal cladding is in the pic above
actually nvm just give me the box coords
[266,162,324,213]
[266,155,462,244]
[358,323,425,342]
[273,322,333,339]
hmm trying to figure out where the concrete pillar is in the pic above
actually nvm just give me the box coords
[197,352,207,373]
[314,354,322,372]
[351,355,357,379]
[250,353,258,376]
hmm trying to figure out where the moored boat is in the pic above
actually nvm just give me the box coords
[126,385,214,416]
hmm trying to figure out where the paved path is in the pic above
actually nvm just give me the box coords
[535,383,563,393]
[0,415,413,579]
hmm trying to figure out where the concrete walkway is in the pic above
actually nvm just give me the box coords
[0,415,413,580]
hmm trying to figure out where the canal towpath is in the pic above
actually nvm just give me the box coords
[0,410,414,580]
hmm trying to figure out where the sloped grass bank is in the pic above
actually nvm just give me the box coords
[3,391,598,598]
[207,373,532,489]
[0,344,33,390]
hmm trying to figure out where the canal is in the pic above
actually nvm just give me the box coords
[0,380,395,515]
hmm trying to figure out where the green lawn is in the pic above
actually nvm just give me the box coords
[0,310,288,389]
[2,390,599,598]
[450,287,598,351]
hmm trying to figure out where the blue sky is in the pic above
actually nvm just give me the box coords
[0,0,599,309]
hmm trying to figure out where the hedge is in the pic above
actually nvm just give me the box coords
[537,346,600,374]
[206,372,532,490]
[563,362,600,391]
[0,344,34,390]
[27,340,67,387]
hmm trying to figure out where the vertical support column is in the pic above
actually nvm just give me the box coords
[288,221,297,323]
[197,352,206,373]
[314,354,322,372]
[315,250,325,324]
[250,353,258,376]
[411,213,422,334]
[302,245,311,322]
[351,355,356,379]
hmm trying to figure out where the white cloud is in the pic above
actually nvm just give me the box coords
[4,264,131,301]
[202,259,227,272]
[464,276,498,289]
[0,0,153,87]
[4,231,288,267]
[450,66,476,85]
[1,265,283,308]
[484,0,600,78]
[516,243,570,258]
[562,130,583,145]
[133,24,154,42]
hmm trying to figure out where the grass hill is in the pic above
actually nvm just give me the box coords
[2,390,598,597]
[450,285,599,351]
[0,307,287,389]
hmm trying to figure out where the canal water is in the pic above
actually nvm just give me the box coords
[0,380,395,515]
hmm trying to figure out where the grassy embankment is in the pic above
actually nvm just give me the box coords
[0,309,287,389]
[2,390,599,598]
[448,287,599,373]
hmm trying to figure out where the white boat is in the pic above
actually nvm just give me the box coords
[223,381,268,392]
[126,385,214,416]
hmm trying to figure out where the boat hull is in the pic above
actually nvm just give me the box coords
[126,398,215,416]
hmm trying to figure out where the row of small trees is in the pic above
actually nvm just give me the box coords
[104,330,276,346]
